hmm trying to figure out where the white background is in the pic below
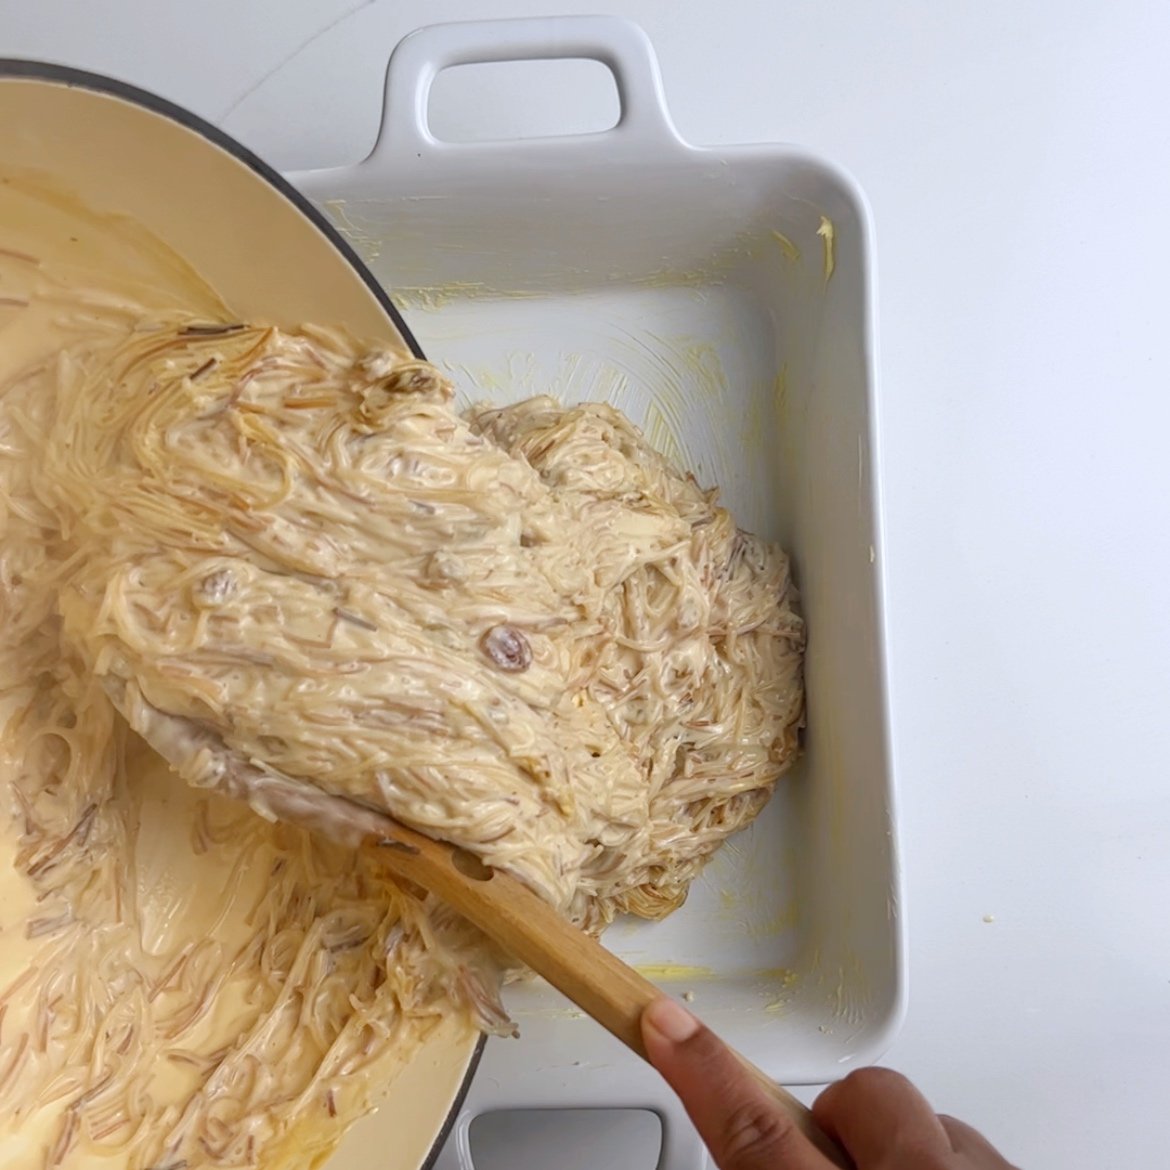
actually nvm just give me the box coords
[4,3,1169,1167]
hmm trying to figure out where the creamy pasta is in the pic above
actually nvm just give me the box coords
[0,200,803,1169]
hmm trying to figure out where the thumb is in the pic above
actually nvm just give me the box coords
[641,997,833,1170]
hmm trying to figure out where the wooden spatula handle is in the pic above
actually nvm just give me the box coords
[364,825,853,1169]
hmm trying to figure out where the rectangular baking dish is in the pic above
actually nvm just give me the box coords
[291,17,903,1169]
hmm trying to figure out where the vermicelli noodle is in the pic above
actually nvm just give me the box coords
[0,232,802,1168]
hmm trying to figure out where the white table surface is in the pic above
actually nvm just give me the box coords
[5,3,1168,1167]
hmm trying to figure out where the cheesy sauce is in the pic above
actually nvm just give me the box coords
[0,174,803,1169]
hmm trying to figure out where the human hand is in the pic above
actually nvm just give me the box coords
[641,998,1019,1169]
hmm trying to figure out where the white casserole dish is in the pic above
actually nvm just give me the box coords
[291,17,904,1170]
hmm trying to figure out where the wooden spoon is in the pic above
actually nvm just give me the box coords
[111,682,853,1169]
[368,815,853,1168]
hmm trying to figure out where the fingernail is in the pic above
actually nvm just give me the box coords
[644,997,701,1043]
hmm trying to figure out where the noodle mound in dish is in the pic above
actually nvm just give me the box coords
[0,315,803,1168]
